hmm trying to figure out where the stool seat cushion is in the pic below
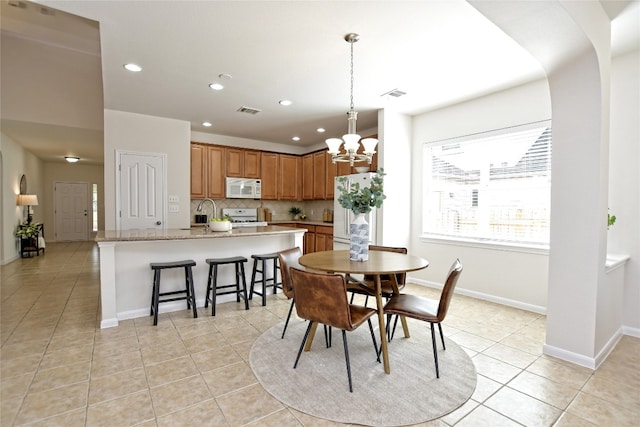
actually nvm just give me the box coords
[150,260,196,269]
[251,253,279,260]
[206,256,248,265]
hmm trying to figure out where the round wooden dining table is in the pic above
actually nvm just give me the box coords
[298,249,429,374]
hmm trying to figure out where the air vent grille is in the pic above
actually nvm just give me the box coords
[237,106,262,115]
[381,88,407,98]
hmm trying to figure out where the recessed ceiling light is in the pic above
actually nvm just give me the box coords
[65,156,80,163]
[202,121,212,127]
[292,136,300,141]
[123,63,142,72]
[317,128,326,133]
[218,73,233,80]
[209,83,224,91]
[279,100,292,106]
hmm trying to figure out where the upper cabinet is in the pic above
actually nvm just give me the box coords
[191,143,225,198]
[279,154,301,200]
[226,148,243,177]
[225,148,261,178]
[191,140,379,201]
[302,154,314,200]
[244,150,261,178]
[261,152,278,200]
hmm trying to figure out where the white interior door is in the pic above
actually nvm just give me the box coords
[118,151,166,230]
[55,182,89,241]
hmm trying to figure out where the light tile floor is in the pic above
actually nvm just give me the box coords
[1,242,638,426]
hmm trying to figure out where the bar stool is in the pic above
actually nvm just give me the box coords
[249,252,282,306]
[204,256,249,316]
[149,260,197,326]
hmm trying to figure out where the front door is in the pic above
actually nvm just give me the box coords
[55,182,89,241]
[117,151,166,230]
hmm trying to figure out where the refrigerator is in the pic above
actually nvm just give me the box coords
[333,173,380,250]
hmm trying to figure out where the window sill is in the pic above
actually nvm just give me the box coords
[419,234,549,255]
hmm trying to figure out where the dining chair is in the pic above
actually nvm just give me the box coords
[289,267,379,392]
[346,245,407,339]
[277,247,303,339]
[382,259,462,378]
[346,245,408,305]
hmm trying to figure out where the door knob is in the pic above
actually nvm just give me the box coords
[156,221,162,225]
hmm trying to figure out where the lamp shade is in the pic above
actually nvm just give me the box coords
[17,194,38,206]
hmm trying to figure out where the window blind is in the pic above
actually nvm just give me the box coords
[423,120,552,246]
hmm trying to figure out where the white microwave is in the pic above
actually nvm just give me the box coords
[225,177,262,199]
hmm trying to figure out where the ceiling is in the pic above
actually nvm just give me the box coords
[1,1,638,165]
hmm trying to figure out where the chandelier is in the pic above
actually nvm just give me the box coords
[325,33,378,166]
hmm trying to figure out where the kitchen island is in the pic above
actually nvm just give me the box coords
[96,225,305,328]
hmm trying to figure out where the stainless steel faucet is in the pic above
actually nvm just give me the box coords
[196,198,217,221]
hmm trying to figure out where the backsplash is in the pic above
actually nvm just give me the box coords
[190,198,334,222]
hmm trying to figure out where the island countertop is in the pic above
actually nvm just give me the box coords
[95,225,302,243]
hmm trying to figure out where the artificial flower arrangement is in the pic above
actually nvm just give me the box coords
[336,168,386,214]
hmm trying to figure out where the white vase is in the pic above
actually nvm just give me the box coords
[349,213,369,261]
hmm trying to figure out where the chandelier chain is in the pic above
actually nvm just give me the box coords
[349,37,354,111]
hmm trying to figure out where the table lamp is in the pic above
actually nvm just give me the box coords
[17,194,38,224]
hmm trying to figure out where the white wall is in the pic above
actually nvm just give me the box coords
[409,79,552,312]
[0,132,44,263]
[378,109,412,249]
[104,110,191,229]
[609,49,640,332]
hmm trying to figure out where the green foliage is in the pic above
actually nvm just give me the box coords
[337,169,386,214]
[16,223,40,238]
[608,212,616,229]
[288,206,302,216]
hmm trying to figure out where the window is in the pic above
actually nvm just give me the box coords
[422,120,552,247]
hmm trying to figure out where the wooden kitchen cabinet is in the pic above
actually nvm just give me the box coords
[279,154,301,200]
[315,225,334,252]
[191,143,207,198]
[313,151,326,200]
[302,154,314,200]
[302,150,330,200]
[325,151,337,199]
[226,148,244,177]
[206,145,226,198]
[191,143,226,198]
[260,152,278,200]
[244,150,261,178]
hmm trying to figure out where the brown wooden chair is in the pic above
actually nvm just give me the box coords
[277,247,304,339]
[346,245,408,305]
[383,259,462,378]
[290,267,379,392]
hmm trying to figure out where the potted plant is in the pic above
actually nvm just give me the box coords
[288,206,303,220]
[608,211,616,229]
[336,169,386,214]
[16,222,41,240]
[336,169,386,261]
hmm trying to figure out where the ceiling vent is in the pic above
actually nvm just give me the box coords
[381,88,407,98]
[237,106,262,115]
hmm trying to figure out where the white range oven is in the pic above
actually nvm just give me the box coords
[221,208,268,227]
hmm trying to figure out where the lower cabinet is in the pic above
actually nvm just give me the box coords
[277,223,333,254]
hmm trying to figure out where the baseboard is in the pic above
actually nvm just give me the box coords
[115,294,239,322]
[100,317,119,329]
[622,325,640,338]
[408,276,547,315]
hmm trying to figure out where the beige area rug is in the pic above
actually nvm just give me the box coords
[249,320,477,427]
